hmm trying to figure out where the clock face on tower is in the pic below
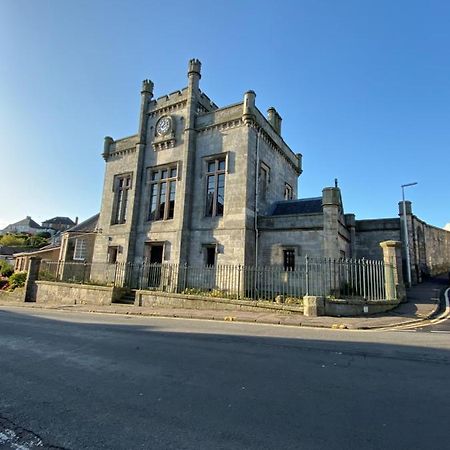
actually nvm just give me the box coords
[156,116,171,136]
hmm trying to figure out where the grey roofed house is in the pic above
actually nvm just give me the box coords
[41,216,76,232]
[13,243,62,272]
[1,216,42,235]
[65,213,99,233]
[59,214,100,264]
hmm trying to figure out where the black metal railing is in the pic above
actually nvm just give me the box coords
[37,256,394,301]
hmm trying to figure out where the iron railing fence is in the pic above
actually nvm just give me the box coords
[38,256,394,301]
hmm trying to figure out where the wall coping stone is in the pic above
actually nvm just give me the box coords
[35,281,115,292]
[136,290,303,313]
[326,297,400,306]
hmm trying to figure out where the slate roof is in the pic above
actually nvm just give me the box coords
[66,213,99,233]
[42,216,75,226]
[270,198,323,216]
[13,243,61,257]
[0,246,32,256]
[2,217,42,231]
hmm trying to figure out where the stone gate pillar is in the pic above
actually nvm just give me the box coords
[24,256,41,302]
[380,241,406,302]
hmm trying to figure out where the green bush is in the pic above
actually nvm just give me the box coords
[38,270,57,282]
[0,260,14,277]
[36,231,51,239]
[0,234,27,246]
[8,271,27,290]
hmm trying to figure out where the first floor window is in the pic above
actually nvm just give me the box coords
[148,166,177,221]
[284,183,293,200]
[259,162,270,202]
[112,174,132,224]
[206,157,226,217]
[73,238,87,261]
[283,249,295,271]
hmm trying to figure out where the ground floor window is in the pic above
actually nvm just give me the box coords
[204,246,216,267]
[283,249,295,271]
[73,238,87,261]
[107,246,119,263]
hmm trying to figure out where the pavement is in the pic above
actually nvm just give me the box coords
[0,275,448,330]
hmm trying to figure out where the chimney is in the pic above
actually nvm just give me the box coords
[267,107,282,134]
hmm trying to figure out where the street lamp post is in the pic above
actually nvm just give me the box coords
[401,182,418,287]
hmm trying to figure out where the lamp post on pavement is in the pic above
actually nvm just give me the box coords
[401,182,418,287]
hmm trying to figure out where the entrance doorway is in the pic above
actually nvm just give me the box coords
[149,244,164,264]
[144,243,164,288]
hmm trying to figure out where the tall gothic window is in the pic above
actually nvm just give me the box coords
[112,174,131,224]
[148,166,177,221]
[259,162,270,203]
[205,157,226,217]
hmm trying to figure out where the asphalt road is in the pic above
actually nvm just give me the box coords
[1,307,450,450]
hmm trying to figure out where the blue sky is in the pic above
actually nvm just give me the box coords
[1,0,449,229]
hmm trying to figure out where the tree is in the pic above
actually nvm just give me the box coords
[36,231,51,239]
[25,235,49,248]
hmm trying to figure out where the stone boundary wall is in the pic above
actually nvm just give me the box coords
[411,215,450,279]
[34,281,125,305]
[303,294,400,317]
[0,288,25,303]
[325,298,400,317]
[135,290,304,314]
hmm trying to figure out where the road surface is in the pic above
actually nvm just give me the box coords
[1,306,449,449]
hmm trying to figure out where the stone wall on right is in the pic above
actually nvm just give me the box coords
[411,216,450,278]
[353,210,450,283]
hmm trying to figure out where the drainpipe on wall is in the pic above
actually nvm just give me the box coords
[254,130,261,267]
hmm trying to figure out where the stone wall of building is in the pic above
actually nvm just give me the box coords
[258,214,324,265]
[92,134,140,271]
[188,105,249,267]
[354,218,401,260]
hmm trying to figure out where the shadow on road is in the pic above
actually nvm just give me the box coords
[0,308,449,450]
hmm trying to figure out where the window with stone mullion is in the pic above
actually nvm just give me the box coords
[112,175,131,224]
[149,167,177,221]
[206,158,226,217]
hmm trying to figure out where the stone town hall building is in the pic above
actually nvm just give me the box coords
[93,59,450,282]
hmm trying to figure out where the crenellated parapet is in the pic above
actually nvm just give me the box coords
[188,58,202,78]
[141,79,154,96]
[102,135,138,161]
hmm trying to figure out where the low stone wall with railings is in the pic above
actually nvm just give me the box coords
[135,290,304,313]
[34,281,126,305]
[26,242,404,317]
